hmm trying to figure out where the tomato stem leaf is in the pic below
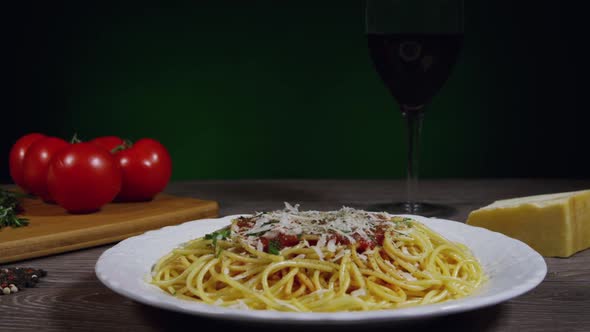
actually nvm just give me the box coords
[110,139,134,153]
[70,133,82,144]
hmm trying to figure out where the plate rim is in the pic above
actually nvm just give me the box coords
[95,214,547,324]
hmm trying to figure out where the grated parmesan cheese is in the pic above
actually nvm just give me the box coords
[233,204,413,253]
[356,253,368,262]
[256,240,264,252]
[399,271,417,281]
[351,288,367,297]
[330,249,347,262]
[327,238,337,252]
[312,246,324,261]
[317,234,327,248]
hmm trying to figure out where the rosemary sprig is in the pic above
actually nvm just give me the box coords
[0,189,29,229]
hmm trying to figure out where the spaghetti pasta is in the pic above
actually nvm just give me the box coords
[151,204,485,312]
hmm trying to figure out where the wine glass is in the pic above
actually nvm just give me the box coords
[366,0,464,216]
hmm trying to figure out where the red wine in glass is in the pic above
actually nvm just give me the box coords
[367,33,463,112]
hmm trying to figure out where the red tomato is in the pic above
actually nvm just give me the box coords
[352,233,376,252]
[278,233,300,248]
[22,137,69,201]
[259,237,270,251]
[374,225,387,246]
[115,138,172,201]
[47,143,122,213]
[354,237,375,252]
[90,136,125,153]
[9,133,46,191]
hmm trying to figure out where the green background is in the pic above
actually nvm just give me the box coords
[3,1,586,181]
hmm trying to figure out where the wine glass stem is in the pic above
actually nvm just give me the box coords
[402,109,424,213]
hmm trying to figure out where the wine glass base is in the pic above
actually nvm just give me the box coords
[367,202,456,218]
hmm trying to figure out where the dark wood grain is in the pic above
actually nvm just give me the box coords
[1,179,590,332]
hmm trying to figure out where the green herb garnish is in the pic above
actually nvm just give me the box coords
[0,189,29,229]
[247,231,267,237]
[204,228,230,240]
[268,239,282,255]
[390,216,413,227]
[205,228,231,257]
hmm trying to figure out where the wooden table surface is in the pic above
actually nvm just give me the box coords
[1,179,589,332]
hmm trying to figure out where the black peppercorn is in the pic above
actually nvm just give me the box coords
[0,267,47,295]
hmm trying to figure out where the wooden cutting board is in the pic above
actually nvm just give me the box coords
[0,194,219,264]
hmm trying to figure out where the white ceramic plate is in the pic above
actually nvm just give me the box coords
[95,214,547,324]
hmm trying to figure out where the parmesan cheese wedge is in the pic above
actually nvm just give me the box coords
[467,190,590,257]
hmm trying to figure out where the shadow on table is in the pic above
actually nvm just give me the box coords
[138,303,505,332]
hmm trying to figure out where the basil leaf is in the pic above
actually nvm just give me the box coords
[268,240,282,255]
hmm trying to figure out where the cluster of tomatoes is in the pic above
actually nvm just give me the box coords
[9,133,172,214]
